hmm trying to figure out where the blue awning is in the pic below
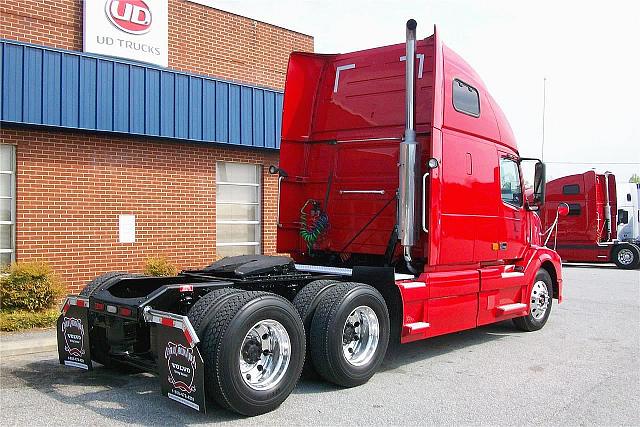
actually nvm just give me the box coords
[0,40,282,150]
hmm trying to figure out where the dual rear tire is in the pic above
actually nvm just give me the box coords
[188,290,305,416]
[294,281,390,387]
[189,281,391,415]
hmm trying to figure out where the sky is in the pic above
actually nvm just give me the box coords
[196,0,640,182]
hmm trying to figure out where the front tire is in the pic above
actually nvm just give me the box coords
[310,282,390,387]
[199,291,305,416]
[612,243,640,269]
[513,269,553,332]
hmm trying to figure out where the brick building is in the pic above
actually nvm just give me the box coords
[0,0,313,292]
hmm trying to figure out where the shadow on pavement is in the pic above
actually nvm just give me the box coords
[291,320,514,395]
[382,320,513,371]
[10,359,240,425]
[9,320,517,423]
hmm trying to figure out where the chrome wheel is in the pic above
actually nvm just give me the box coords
[530,281,550,320]
[239,319,291,391]
[342,306,380,367]
[617,248,634,266]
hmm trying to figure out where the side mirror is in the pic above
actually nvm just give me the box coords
[557,202,570,217]
[520,157,546,211]
[532,161,546,206]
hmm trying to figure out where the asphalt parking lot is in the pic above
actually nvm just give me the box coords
[1,265,638,426]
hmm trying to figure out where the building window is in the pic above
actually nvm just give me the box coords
[452,79,480,117]
[562,184,580,195]
[216,162,261,258]
[0,145,16,267]
[499,157,523,207]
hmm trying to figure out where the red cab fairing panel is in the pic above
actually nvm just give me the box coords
[542,171,618,262]
[278,38,436,259]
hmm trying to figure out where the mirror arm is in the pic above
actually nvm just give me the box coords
[519,156,543,163]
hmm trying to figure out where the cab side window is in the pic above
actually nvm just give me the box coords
[500,158,523,207]
[452,79,480,117]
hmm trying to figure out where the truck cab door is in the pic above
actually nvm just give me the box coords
[497,154,527,260]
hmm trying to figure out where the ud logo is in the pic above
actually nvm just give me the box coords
[105,0,152,35]
[61,317,86,357]
[165,342,198,394]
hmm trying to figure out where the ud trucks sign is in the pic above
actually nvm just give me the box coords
[84,0,168,67]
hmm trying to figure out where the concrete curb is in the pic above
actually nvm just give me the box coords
[0,332,57,358]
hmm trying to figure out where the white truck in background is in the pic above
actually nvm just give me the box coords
[617,182,640,245]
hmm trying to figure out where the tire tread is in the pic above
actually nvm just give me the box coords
[80,272,137,297]
[309,282,362,384]
[200,291,270,411]
[292,279,339,377]
[187,288,242,336]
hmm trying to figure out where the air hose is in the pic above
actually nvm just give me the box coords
[300,200,329,252]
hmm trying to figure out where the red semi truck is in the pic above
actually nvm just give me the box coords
[56,20,564,416]
[541,171,640,269]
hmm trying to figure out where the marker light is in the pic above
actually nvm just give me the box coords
[119,307,132,317]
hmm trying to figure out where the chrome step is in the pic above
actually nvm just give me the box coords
[497,303,527,313]
[405,322,430,333]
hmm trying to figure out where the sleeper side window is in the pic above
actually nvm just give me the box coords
[452,79,480,117]
[568,203,582,216]
[562,184,580,195]
[499,157,523,207]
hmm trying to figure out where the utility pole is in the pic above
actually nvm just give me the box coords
[541,77,547,162]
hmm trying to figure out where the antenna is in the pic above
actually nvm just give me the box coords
[541,77,547,162]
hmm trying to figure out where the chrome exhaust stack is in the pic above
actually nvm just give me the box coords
[603,171,612,241]
[399,19,419,268]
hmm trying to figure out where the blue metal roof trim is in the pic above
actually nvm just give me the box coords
[0,39,282,150]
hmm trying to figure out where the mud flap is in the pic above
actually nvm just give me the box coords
[57,296,92,370]
[144,308,206,413]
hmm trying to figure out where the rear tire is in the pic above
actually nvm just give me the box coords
[199,291,305,416]
[310,282,390,387]
[612,243,640,269]
[513,269,553,332]
[187,288,242,337]
[79,272,141,371]
[292,279,339,377]
[80,272,140,297]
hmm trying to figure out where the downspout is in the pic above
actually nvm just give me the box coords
[399,19,419,273]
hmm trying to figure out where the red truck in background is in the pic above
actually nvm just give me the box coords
[541,171,640,269]
[55,20,565,416]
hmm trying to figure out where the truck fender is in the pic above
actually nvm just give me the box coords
[520,247,563,303]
